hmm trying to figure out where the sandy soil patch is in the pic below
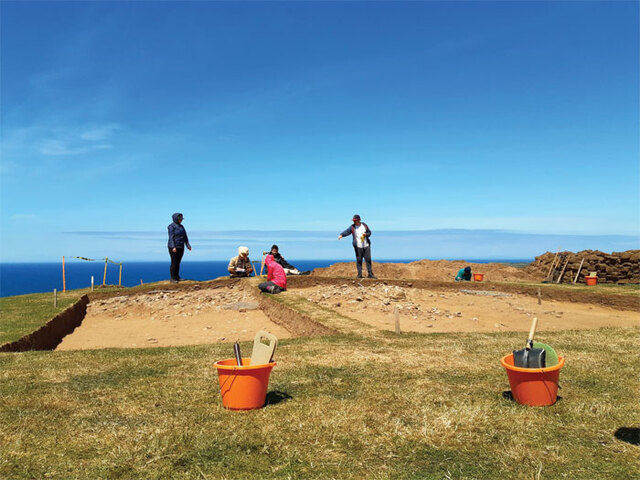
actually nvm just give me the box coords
[295,283,639,334]
[57,287,291,351]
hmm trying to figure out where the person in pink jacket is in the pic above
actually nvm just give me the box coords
[258,254,287,294]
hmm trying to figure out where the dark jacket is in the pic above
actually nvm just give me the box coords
[272,252,296,270]
[455,268,472,281]
[167,213,191,249]
[340,223,372,248]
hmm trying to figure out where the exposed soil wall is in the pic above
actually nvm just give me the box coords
[0,295,89,352]
[524,250,640,284]
[252,290,337,337]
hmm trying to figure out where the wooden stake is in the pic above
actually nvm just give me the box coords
[546,250,559,280]
[260,253,266,277]
[394,306,401,334]
[140,279,143,286]
[573,258,585,284]
[103,257,108,286]
[62,256,66,293]
[556,258,569,284]
[91,276,94,292]
[118,264,123,287]
[537,288,542,305]
[54,288,57,308]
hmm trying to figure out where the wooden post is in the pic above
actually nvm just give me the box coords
[103,257,108,286]
[394,306,401,334]
[556,258,569,284]
[537,288,542,305]
[91,276,94,292]
[546,250,559,280]
[118,264,123,287]
[573,258,585,284]
[54,288,57,308]
[62,256,66,292]
[140,279,143,286]
[260,253,266,277]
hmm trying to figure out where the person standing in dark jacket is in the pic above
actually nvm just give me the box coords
[338,214,375,279]
[167,213,191,283]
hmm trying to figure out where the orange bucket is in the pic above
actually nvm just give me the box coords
[473,273,484,281]
[585,277,598,286]
[500,354,565,406]
[214,358,276,410]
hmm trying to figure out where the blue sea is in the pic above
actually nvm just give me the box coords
[0,258,532,298]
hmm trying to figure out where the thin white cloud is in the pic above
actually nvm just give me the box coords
[39,139,87,156]
[375,215,640,237]
[80,123,121,141]
[38,139,113,156]
[18,123,122,156]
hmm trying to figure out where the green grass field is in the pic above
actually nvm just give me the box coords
[1,284,639,479]
[0,291,82,344]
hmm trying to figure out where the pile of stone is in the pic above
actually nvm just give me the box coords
[89,286,253,317]
[304,283,463,321]
[304,283,422,313]
[523,250,640,284]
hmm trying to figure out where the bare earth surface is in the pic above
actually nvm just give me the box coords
[312,259,540,282]
[57,286,292,351]
[294,283,639,334]
[55,258,639,349]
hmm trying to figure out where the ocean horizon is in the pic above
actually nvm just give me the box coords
[0,258,533,298]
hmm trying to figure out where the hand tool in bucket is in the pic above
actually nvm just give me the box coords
[532,341,559,367]
[233,342,243,366]
[513,317,546,368]
[250,330,278,366]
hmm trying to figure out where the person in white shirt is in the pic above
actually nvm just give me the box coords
[338,214,375,279]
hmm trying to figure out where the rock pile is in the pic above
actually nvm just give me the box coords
[303,283,463,322]
[523,250,640,284]
[304,283,420,312]
[89,286,255,319]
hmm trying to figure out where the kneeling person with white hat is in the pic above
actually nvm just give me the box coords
[228,246,253,277]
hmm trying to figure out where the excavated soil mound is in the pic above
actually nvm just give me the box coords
[524,250,640,284]
[312,259,537,282]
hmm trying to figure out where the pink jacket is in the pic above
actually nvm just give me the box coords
[265,254,287,289]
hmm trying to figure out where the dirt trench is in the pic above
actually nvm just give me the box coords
[0,296,89,352]
[1,279,336,352]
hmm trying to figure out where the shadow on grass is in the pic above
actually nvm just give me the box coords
[265,390,293,406]
[502,390,515,401]
[614,427,640,446]
[501,390,563,403]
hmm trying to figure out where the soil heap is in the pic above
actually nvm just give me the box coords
[523,250,640,284]
[311,259,537,282]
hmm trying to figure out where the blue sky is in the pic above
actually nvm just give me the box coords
[1,1,638,262]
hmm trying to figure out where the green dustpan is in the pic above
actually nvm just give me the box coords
[533,342,559,367]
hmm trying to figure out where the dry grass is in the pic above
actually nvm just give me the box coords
[509,281,640,297]
[0,284,639,479]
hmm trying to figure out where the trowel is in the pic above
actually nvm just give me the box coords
[513,317,546,368]
[250,330,278,366]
